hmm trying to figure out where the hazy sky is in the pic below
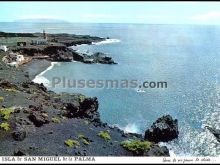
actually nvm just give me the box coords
[1,2,220,24]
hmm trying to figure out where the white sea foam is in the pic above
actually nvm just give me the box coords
[159,143,178,157]
[117,123,140,134]
[33,76,50,87]
[70,45,78,50]
[163,116,220,156]
[92,38,121,45]
[164,84,220,157]
[124,123,139,133]
[32,62,59,87]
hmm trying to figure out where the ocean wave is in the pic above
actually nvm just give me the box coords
[163,114,220,156]
[33,76,50,87]
[165,84,220,157]
[116,123,140,134]
[32,62,59,87]
[174,128,219,156]
[159,142,189,157]
[92,38,121,45]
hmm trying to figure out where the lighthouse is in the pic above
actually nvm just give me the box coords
[43,30,47,40]
[31,30,48,45]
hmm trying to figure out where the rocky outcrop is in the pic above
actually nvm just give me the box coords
[76,52,117,64]
[144,145,170,156]
[72,51,84,61]
[45,46,73,62]
[12,124,26,141]
[79,97,99,120]
[0,80,18,89]
[13,150,27,156]
[144,115,179,143]
[206,126,220,142]
[0,67,176,156]
[28,111,50,127]
[90,52,117,64]
[11,45,117,64]
[11,45,73,62]
[27,105,50,127]
[11,46,42,56]
[36,83,47,92]
[47,33,104,47]
[62,102,80,118]
[8,32,117,64]
[62,97,99,122]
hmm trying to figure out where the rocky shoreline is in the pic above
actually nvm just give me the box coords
[0,32,179,156]
[2,31,117,65]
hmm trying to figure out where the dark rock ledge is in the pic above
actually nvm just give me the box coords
[144,115,179,143]
[1,31,117,64]
[0,75,179,156]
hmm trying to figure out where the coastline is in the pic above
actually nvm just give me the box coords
[29,38,121,84]
[21,59,52,80]
[0,33,178,157]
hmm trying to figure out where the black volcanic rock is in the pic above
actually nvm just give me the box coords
[62,102,80,118]
[79,97,99,120]
[72,51,84,61]
[91,52,117,64]
[206,126,220,142]
[63,97,99,121]
[144,145,170,156]
[29,105,43,112]
[11,45,73,62]
[12,124,26,141]
[13,150,27,156]
[9,32,117,64]
[0,80,18,89]
[49,52,72,62]
[47,33,104,46]
[144,115,179,143]
[12,45,117,64]
[36,83,47,92]
[77,52,117,64]
[28,111,49,127]
[43,45,66,54]
[11,46,43,56]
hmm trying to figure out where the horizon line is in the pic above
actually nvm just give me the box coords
[0,21,220,26]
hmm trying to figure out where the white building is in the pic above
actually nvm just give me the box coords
[31,39,47,45]
[2,53,25,68]
[0,45,8,52]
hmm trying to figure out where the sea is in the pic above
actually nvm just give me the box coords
[0,22,220,156]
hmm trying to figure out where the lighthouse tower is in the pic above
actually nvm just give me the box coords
[43,30,47,40]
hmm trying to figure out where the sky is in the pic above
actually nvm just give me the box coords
[1,1,220,24]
